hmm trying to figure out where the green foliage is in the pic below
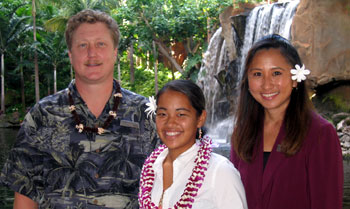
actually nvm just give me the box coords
[180,53,203,81]
[322,94,350,113]
[114,0,232,74]
[1,0,235,112]
[117,51,181,97]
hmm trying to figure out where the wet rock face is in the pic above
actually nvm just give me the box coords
[291,0,350,87]
[335,113,350,156]
[292,0,350,154]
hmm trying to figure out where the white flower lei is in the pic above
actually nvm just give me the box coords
[138,136,212,209]
[291,64,310,82]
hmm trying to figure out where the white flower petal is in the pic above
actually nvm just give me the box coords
[145,96,157,120]
[290,64,311,82]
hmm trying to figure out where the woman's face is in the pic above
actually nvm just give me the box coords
[247,48,297,115]
[156,90,206,157]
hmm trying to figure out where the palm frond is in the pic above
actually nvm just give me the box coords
[44,16,68,33]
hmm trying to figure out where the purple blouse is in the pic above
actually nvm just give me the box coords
[231,112,343,209]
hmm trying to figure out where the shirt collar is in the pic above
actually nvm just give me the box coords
[67,79,122,107]
[153,141,200,172]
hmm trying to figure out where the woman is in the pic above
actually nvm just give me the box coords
[230,34,343,209]
[139,80,247,209]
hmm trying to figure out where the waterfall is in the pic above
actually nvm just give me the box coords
[197,0,299,144]
[197,27,230,124]
[239,0,299,80]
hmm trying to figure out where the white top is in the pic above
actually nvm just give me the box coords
[151,141,248,209]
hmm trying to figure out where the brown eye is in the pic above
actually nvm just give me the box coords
[273,71,282,76]
[156,112,166,117]
[253,72,262,76]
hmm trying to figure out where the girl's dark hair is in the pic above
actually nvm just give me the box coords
[231,34,313,162]
[156,79,206,137]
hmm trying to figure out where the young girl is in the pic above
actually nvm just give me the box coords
[231,34,343,209]
[139,80,247,209]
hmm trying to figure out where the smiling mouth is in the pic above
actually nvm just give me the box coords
[165,131,181,136]
[85,62,102,67]
[262,92,278,97]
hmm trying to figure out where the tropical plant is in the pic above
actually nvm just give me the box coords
[0,0,239,113]
[36,32,69,93]
[114,0,231,82]
[0,1,31,112]
[44,0,111,33]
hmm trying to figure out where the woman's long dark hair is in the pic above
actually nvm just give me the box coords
[231,34,313,162]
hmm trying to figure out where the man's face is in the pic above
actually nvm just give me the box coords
[68,22,117,85]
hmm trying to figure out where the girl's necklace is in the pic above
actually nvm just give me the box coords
[139,136,212,209]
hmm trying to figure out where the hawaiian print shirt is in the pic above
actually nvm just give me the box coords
[0,80,158,209]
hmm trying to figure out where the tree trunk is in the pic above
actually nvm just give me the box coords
[152,41,158,94]
[155,41,184,74]
[1,53,5,113]
[47,76,50,95]
[53,64,57,93]
[34,53,39,101]
[20,53,25,112]
[140,12,184,74]
[207,17,211,44]
[171,70,175,80]
[117,55,121,82]
[70,65,73,80]
[128,41,135,84]
[32,0,40,102]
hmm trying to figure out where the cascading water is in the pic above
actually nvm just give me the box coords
[239,0,299,81]
[197,0,299,144]
[197,27,225,125]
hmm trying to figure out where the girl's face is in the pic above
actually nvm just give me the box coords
[247,48,297,115]
[156,90,206,157]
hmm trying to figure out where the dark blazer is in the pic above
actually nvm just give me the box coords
[231,112,343,209]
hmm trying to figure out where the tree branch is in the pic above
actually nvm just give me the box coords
[140,9,184,74]
[155,41,184,74]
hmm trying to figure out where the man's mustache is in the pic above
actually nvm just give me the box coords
[84,61,102,66]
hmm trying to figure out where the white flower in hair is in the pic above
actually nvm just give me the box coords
[145,96,157,120]
[291,64,310,82]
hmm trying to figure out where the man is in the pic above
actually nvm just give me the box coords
[0,9,158,209]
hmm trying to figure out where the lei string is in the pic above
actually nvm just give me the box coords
[68,82,122,135]
[139,136,213,209]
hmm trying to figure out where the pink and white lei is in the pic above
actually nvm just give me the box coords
[139,136,213,209]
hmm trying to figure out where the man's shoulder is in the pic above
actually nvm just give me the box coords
[28,88,69,116]
[37,88,69,106]
[120,88,148,104]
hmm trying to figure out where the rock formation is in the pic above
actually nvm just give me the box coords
[292,0,350,86]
